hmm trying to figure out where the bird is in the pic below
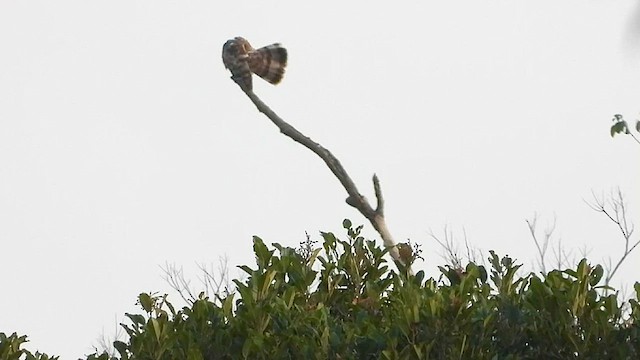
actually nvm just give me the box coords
[222,37,287,91]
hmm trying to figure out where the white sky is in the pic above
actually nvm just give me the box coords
[1,1,639,358]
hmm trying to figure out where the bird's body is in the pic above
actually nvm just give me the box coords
[222,37,287,91]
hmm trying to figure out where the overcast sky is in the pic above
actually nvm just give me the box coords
[1,1,639,358]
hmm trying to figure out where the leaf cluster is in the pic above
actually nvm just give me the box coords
[0,333,58,360]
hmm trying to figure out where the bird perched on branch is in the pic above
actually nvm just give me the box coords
[222,37,287,91]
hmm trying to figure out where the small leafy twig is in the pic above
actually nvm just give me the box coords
[610,114,640,145]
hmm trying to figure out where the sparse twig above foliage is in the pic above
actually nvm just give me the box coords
[430,226,483,270]
[161,257,233,305]
[586,188,639,286]
[526,213,580,273]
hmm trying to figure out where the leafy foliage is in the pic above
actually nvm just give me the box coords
[0,333,58,360]
[610,114,640,145]
[3,221,639,359]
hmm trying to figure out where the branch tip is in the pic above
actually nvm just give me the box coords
[373,174,384,215]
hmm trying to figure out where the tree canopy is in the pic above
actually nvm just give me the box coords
[3,220,639,359]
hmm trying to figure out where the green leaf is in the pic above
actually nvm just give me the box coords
[610,121,627,137]
[589,265,603,286]
[113,341,128,359]
[223,294,235,318]
[125,313,146,325]
[576,258,589,278]
[186,347,204,360]
[151,318,162,343]
[242,338,251,359]
[478,265,488,283]
[238,265,253,275]
[308,247,322,265]
[259,269,278,300]
[139,293,153,313]
[253,236,273,269]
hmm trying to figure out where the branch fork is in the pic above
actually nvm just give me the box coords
[231,80,410,271]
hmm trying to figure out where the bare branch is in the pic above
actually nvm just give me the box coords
[92,315,125,357]
[526,213,559,273]
[526,213,580,273]
[373,174,384,216]
[235,85,408,271]
[586,188,639,285]
[430,226,483,271]
[550,236,576,271]
[629,132,640,145]
[462,228,484,265]
[161,257,234,306]
[430,226,463,270]
[552,238,562,270]
[196,256,233,302]
[161,263,198,305]
[526,215,545,273]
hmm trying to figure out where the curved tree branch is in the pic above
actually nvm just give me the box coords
[233,83,408,271]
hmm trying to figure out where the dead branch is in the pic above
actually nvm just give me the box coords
[525,213,557,273]
[197,256,233,302]
[462,228,484,265]
[586,188,639,286]
[550,237,576,271]
[430,226,463,270]
[92,315,125,357]
[526,213,582,273]
[161,263,198,304]
[161,258,234,305]
[429,226,483,269]
[233,85,408,271]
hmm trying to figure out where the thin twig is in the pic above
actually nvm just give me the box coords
[161,263,197,304]
[430,226,463,270]
[526,214,550,273]
[526,216,544,273]
[462,228,484,265]
[628,131,640,145]
[586,189,639,285]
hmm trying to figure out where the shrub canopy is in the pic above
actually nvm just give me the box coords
[3,221,639,359]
